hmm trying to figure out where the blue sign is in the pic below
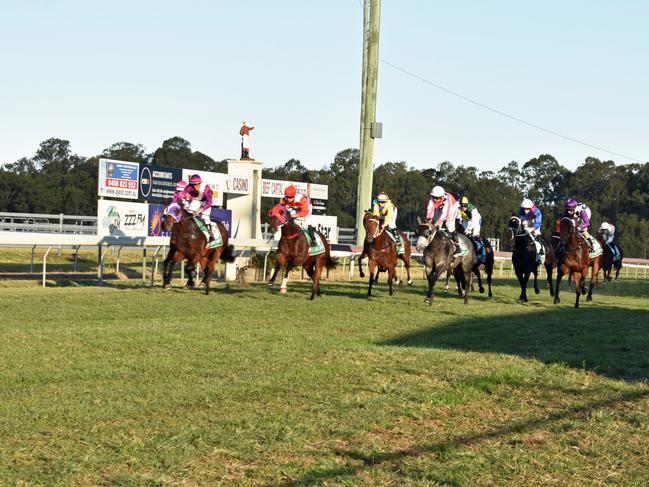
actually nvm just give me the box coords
[210,208,232,237]
[139,164,183,203]
[148,204,170,237]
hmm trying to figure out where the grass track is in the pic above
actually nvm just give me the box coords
[1,278,648,486]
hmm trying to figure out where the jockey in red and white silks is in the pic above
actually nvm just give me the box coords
[426,186,459,233]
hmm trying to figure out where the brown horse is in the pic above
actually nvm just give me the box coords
[597,233,624,281]
[359,210,413,297]
[266,204,336,300]
[161,203,235,295]
[553,217,602,307]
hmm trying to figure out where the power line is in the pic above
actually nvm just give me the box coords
[379,57,644,164]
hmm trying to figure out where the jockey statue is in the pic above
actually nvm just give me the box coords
[426,185,463,256]
[280,185,318,244]
[372,192,403,255]
[178,174,216,242]
[240,120,255,160]
[564,198,594,249]
[518,198,544,260]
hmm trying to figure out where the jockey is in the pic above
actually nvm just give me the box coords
[426,185,462,256]
[280,185,318,243]
[171,180,188,204]
[564,198,594,248]
[599,221,616,245]
[179,174,216,241]
[458,195,482,239]
[518,198,544,258]
[372,192,403,254]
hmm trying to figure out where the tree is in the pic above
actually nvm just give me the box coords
[101,142,146,163]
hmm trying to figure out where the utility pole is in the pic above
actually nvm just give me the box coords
[355,0,381,245]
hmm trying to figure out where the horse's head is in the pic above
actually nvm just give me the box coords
[505,214,522,245]
[267,204,287,233]
[162,202,182,232]
[415,216,435,252]
[363,210,381,243]
[559,216,576,246]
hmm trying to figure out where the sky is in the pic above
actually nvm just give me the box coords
[1,0,647,173]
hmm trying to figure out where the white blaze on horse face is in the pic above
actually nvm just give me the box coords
[416,236,429,252]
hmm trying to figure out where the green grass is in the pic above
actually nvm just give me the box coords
[1,277,648,486]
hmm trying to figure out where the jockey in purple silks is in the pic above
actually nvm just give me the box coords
[178,174,216,241]
[564,198,594,248]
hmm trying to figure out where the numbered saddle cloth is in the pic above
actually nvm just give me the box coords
[472,237,486,263]
[304,229,325,256]
[385,229,405,254]
[441,229,468,257]
[589,238,603,259]
[193,217,223,249]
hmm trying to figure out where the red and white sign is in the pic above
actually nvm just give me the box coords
[98,158,140,200]
[224,174,251,195]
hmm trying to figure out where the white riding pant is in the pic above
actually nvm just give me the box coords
[186,200,212,226]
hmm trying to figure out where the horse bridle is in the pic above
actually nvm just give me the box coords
[365,216,385,239]
[560,216,583,252]
[419,222,438,246]
[507,216,528,239]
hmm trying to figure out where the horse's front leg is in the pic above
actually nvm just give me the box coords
[358,250,367,279]
[464,268,473,304]
[267,253,286,286]
[162,258,175,289]
[573,271,583,308]
[367,258,377,297]
[545,263,554,296]
[280,262,293,295]
[474,265,484,294]
[425,266,443,306]
[533,267,541,294]
[387,265,395,296]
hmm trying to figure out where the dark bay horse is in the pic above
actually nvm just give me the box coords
[161,203,235,295]
[267,204,336,300]
[505,216,556,303]
[359,210,413,297]
[597,233,623,281]
[416,219,477,305]
[553,217,602,307]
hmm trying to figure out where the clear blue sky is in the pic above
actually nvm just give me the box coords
[1,1,647,172]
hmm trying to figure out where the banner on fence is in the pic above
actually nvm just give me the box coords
[147,204,170,237]
[210,208,233,237]
[98,159,140,199]
[139,164,182,203]
[97,200,149,237]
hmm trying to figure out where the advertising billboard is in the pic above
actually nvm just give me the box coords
[148,204,171,237]
[97,200,149,237]
[210,208,233,237]
[139,164,183,203]
[181,169,224,207]
[98,159,140,200]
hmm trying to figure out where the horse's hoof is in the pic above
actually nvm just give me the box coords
[479,287,485,294]
[407,279,413,286]
[586,296,592,302]
[443,289,449,294]
[554,298,560,305]
[488,292,493,298]
[266,281,273,287]
[424,297,432,306]
[395,279,402,286]
[535,288,541,295]
[279,287,287,295]
[359,271,365,278]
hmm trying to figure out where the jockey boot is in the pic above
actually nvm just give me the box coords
[207,224,215,242]
[307,226,318,246]
[451,232,462,256]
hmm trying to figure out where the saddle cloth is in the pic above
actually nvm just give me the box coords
[304,228,325,256]
[193,217,223,249]
[385,229,406,254]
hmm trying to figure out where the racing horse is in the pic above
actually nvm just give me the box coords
[505,215,556,302]
[444,223,494,297]
[553,217,602,308]
[161,202,235,295]
[597,233,624,281]
[359,210,413,297]
[267,204,336,300]
[416,218,477,305]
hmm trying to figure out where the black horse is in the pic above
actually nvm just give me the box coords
[444,224,494,297]
[597,233,624,282]
[505,215,555,303]
[416,219,477,305]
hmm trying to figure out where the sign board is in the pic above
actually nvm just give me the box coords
[272,215,338,243]
[310,198,327,215]
[308,183,328,200]
[147,204,170,237]
[261,179,308,199]
[97,200,149,237]
[139,164,182,203]
[210,208,233,237]
[181,169,224,207]
[224,174,252,195]
[98,159,140,200]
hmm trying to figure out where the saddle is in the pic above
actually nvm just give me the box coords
[470,237,487,263]
[384,227,405,254]
[440,229,468,257]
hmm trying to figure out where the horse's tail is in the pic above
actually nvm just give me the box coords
[326,256,337,270]
[220,244,236,263]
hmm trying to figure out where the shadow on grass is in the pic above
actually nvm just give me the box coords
[382,305,649,382]
[281,389,649,486]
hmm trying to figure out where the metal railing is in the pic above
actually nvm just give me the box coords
[0,212,97,234]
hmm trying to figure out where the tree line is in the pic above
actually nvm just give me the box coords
[1,137,648,257]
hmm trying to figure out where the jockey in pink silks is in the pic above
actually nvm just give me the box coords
[177,174,216,241]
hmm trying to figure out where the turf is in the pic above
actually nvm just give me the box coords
[1,277,648,486]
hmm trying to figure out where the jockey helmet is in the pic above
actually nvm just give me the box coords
[284,185,297,197]
[565,198,578,209]
[521,198,533,209]
[460,195,469,206]
[430,186,445,198]
[175,180,188,192]
[377,192,389,202]
[189,174,202,184]
[600,222,611,231]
